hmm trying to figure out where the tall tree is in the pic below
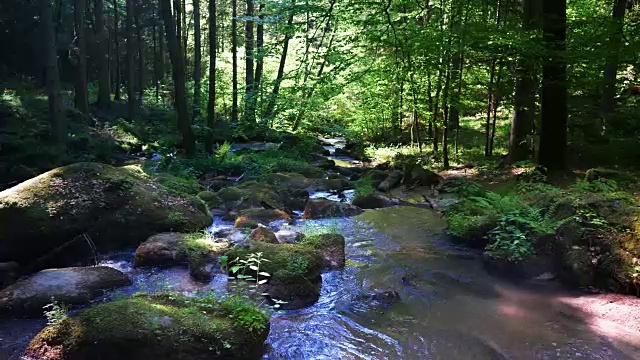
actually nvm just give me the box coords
[231,0,238,123]
[160,0,195,155]
[538,0,568,170]
[94,0,111,108]
[113,0,122,100]
[254,2,265,117]
[206,0,217,153]
[42,0,66,144]
[126,0,136,119]
[193,0,202,119]
[134,0,145,103]
[508,0,538,163]
[73,0,89,114]
[600,0,628,118]
[263,9,294,122]
[244,0,255,123]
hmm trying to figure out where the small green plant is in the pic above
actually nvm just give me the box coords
[229,252,271,288]
[43,300,69,326]
[353,176,375,197]
[167,211,187,228]
[572,178,619,193]
[220,295,269,333]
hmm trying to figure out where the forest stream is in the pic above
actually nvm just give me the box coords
[2,141,640,359]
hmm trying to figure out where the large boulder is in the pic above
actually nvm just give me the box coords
[0,262,18,289]
[234,209,293,228]
[275,230,306,244]
[248,226,279,244]
[0,163,211,267]
[403,166,444,187]
[302,199,364,219]
[264,172,349,192]
[134,233,188,267]
[199,182,287,217]
[377,170,403,192]
[226,241,324,309]
[24,293,270,360]
[0,266,131,317]
[352,193,398,209]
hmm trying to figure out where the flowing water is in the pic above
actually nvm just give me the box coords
[3,139,640,359]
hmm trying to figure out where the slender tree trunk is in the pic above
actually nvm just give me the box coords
[508,0,538,163]
[442,64,452,169]
[94,0,111,108]
[182,0,187,69]
[126,0,136,119]
[158,17,165,82]
[264,11,294,122]
[42,0,66,144]
[113,0,122,100]
[539,0,568,170]
[134,1,144,103]
[231,0,238,123]
[244,0,255,123]
[600,0,628,118]
[74,0,89,114]
[206,0,217,153]
[485,58,497,156]
[193,0,202,119]
[489,61,504,155]
[153,19,159,101]
[254,3,265,118]
[161,0,195,155]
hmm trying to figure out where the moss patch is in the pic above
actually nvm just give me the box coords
[24,293,270,360]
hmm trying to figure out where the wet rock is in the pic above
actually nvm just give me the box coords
[0,262,18,289]
[234,209,293,228]
[311,157,336,170]
[249,226,279,244]
[335,166,360,179]
[0,266,131,317]
[275,229,306,244]
[134,233,188,268]
[265,172,348,192]
[302,199,364,219]
[403,166,444,187]
[303,233,346,269]
[24,293,270,360]
[267,270,320,310]
[226,242,324,309]
[561,247,596,288]
[370,290,402,306]
[0,163,210,268]
[377,170,403,192]
[352,193,398,209]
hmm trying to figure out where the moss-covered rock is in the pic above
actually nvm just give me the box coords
[0,266,131,317]
[264,172,348,192]
[226,242,323,282]
[0,163,211,267]
[377,170,403,192]
[266,270,320,310]
[248,226,279,244]
[226,241,325,309]
[234,209,293,228]
[23,293,270,360]
[134,233,189,267]
[352,193,397,209]
[302,199,364,219]
[303,234,346,269]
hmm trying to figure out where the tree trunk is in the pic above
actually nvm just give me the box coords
[263,11,294,122]
[508,0,538,163]
[193,0,202,119]
[539,0,568,171]
[600,0,628,117]
[442,64,452,169]
[134,0,144,103]
[231,0,238,123]
[161,0,195,155]
[74,0,89,114]
[94,0,111,108]
[42,0,66,144]
[244,0,255,123]
[113,0,122,100]
[153,19,159,101]
[126,0,136,119]
[254,3,265,118]
[485,58,497,157]
[206,0,217,153]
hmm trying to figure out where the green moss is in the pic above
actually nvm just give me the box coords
[226,242,323,281]
[25,293,270,359]
[197,191,223,210]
